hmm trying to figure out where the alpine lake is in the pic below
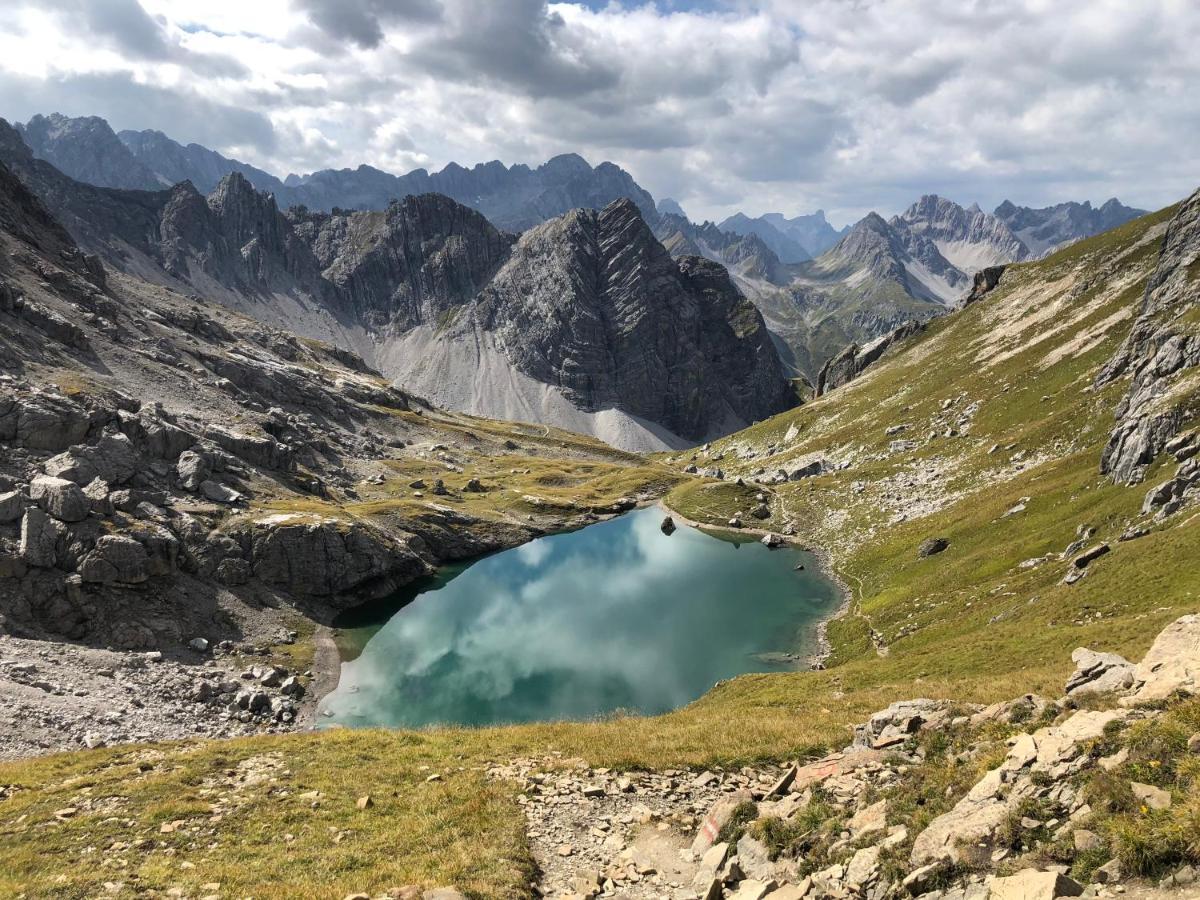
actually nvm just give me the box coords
[317,507,841,729]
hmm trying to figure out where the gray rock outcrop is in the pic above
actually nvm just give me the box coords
[817,320,926,395]
[29,475,90,522]
[1064,647,1135,696]
[1097,187,1200,484]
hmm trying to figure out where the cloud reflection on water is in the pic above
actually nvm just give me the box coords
[324,509,838,727]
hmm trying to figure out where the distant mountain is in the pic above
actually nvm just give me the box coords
[994,198,1147,257]
[656,197,688,218]
[393,198,796,448]
[16,114,162,191]
[717,212,810,263]
[653,213,787,285]
[18,114,658,233]
[119,128,286,196]
[0,119,794,451]
[892,194,1029,272]
[761,210,849,257]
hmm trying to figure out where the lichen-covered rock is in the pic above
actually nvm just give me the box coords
[29,474,90,522]
[19,507,64,567]
[0,489,22,523]
[1098,188,1200,483]
[0,393,91,451]
[1125,613,1200,702]
[1065,647,1135,696]
[42,432,139,486]
[78,534,149,584]
[249,517,429,601]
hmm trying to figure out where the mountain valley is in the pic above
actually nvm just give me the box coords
[0,104,1197,900]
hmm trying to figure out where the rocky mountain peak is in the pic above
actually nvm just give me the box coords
[539,153,593,181]
[895,194,1028,272]
[17,113,162,192]
[994,197,1147,257]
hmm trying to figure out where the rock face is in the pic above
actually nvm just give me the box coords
[995,197,1147,257]
[400,199,796,448]
[816,320,927,395]
[291,193,514,332]
[248,518,429,601]
[1097,187,1200,484]
[960,264,1006,307]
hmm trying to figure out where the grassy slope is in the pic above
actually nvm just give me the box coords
[3,209,1200,898]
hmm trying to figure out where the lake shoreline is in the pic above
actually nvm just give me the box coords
[655,499,852,670]
[314,503,837,729]
[306,500,661,721]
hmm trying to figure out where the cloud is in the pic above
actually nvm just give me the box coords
[0,0,1197,225]
[0,71,277,155]
[295,0,442,49]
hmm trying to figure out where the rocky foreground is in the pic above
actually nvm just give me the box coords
[482,615,1200,900]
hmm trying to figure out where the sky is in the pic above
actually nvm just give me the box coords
[0,0,1197,227]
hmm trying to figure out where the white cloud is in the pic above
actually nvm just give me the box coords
[0,0,1197,226]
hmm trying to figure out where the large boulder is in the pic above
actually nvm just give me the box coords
[0,394,91,451]
[204,425,294,472]
[249,517,427,600]
[42,432,140,486]
[990,870,1083,900]
[852,699,952,750]
[0,490,22,523]
[176,450,211,491]
[1065,647,1135,696]
[19,508,64,567]
[1125,614,1200,702]
[78,535,149,584]
[29,475,90,522]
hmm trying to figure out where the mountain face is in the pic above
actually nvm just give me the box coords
[760,210,849,257]
[0,119,793,451]
[119,129,286,196]
[717,213,811,263]
[893,194,1029,272]
[290,193,515,333]
[391,199,795,448]
[1097,188,1200,484]
[995,197,1148,257]
[17,114,163,191]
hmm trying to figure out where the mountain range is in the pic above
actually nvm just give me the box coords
[9,112,1149,390]
[0,118,793,452]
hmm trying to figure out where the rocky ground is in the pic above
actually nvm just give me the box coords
[0,630,316,760]
[480,614,1200,900]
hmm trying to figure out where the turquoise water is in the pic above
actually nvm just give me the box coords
[318,507,840,728]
